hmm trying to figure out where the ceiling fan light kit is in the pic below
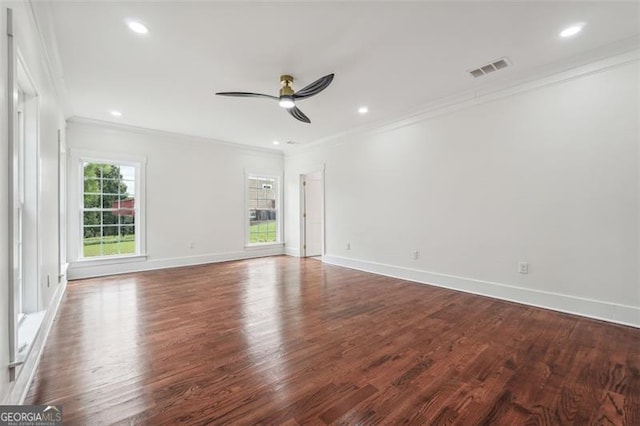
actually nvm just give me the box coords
[216,73,334,123]
[279,97,295,109]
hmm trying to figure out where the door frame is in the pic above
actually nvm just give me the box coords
[298,166,325,258]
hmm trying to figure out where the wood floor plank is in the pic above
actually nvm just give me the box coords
[25,256,640,425]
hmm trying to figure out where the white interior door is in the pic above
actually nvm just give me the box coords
[303,172,322,257]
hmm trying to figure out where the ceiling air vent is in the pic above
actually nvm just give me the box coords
[468,57,510,78]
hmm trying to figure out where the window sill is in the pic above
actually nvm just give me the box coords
[74,254,147,267]
[245,243,284,250]
[18,311,45,356]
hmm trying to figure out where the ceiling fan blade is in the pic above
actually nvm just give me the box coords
[287,106,311,123]
[215,92,278,100]
[293,73,334,100]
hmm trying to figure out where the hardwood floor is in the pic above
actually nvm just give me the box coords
[26,256,640,425]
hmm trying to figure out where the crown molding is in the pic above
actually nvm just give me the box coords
[286,37,640,158]
[67,116,284,157]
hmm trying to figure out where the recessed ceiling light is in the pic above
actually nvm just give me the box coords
[358,106,368,114]
[560,24,585,38]
[127,20,148,34]
[272,140,280,145]
[110,110,122,117]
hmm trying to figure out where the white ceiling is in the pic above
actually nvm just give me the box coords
[44,1,640,150]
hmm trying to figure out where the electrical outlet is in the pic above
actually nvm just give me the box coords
[518,262,529,274]
[346,242,351,250]
[412,250,419,260]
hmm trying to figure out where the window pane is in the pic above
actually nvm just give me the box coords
[102,194,122,209]
[83,227,105,257]
[121,180,135,196]
[120,207,135,242]
[118,197,135,211]
[83,194,100,208]
[119,210,135,225]
[120,166,135,180]
[83,163,103,179]
[101,164,122,180]
[83,211,100,227]
[98,240,119,256]
[102,180,125,196]
[83,236,103,257]
[83,226,100,239]
[102,225,118,237]
[117,237,135,255]
[83,177,100,194]
[102,210,118,225]
[121,225,135,237]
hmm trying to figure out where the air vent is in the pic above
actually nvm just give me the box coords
[468,57,510,78]
[286,141,298,145]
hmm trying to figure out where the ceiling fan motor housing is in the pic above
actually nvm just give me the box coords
[280,75,294,97]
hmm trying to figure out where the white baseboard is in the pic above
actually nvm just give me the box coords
[68,246,285,280]
[3,277,68,404]
[285,246,301,257]
[323,255,640,328]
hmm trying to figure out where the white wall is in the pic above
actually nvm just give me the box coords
[285,57,640,327]
[66,120,284,279]
[0,1,67,403]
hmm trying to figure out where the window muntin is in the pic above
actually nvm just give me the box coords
[81,162,138,258]
[248,175,278,244]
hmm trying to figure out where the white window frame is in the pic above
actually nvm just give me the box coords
[10,44,44,367]
[245,171,283,247]
[69,149,147,264]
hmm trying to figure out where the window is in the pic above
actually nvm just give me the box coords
[81,161,140,258]
[10,46,45,365]
[247,174,281,245]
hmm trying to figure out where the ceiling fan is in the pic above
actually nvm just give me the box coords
[215,73,334,124]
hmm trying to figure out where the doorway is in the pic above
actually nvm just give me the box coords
[301,171,323,257]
